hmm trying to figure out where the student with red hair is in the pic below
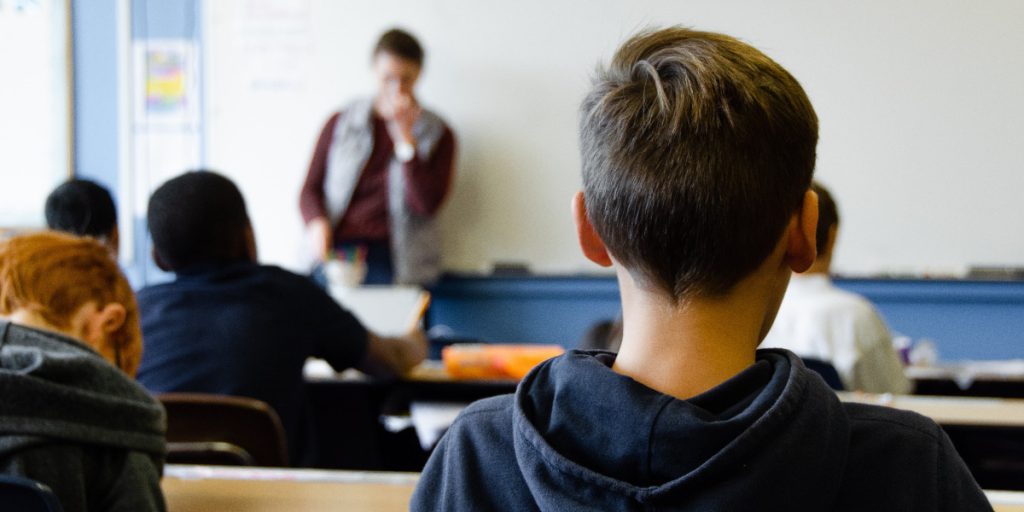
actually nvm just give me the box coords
[0,231,165,511]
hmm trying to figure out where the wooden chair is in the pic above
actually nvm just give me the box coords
[159,393,289,467]
[0,475,64,512]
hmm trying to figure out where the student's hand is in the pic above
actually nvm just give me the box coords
[308,217,332,261]
[363,330,428,377]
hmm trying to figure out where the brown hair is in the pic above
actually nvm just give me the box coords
[812,182,839,256]
[0,231,141,376]
[374,28,424,66]
[579,27,818,300]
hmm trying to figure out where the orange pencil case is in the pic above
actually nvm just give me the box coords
[442,344,565,381]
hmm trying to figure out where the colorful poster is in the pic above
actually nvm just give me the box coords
[133,40,197,126]
[145,49,187,114]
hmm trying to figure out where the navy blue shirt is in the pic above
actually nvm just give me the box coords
[136,262,368,466]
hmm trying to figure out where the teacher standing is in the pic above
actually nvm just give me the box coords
[300,29,456,285]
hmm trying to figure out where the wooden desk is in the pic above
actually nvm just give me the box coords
[989,490,1024,512]
[840,393,1024,491]
[838,393,1024,427]
[306,367,1024,490]
[908,362,1024,399]
[304,362,516,470]
[162,465,418,512]
[163,465,1021,511]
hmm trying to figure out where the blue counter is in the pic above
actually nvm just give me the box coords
[427,274,1024,361]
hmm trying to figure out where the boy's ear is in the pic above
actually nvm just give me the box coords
[572,191,612,267]
[785,189,818,273]
[152,247,171,272]
[107,225,120,256]
[96,303,127,335]
[244,223,258,263]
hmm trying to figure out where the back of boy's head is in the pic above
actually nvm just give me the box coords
[45,179,117,239]
[0,231,141,376]
[148,170,251,271]
[811,182,839,255]
[579,27,818,300]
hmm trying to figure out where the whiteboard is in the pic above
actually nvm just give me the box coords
[203,0,1024,277]
[0,0,70,228]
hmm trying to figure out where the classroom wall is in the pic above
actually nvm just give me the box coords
[201,0,1024,277]
[68,1,1024,361]
[1,0,71,227]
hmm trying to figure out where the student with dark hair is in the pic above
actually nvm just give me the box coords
[137,170,427,466]
[762,182,911,393]
[0,232,166,511]
[412,27,989,511]
[300,27,456,285]
[44,178,119,256]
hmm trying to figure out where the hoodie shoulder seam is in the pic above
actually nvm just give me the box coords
[451,396,513,425]
[849,413,942,442]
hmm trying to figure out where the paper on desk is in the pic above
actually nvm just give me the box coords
[329,285,429,336]
[410,401,469,450]
[907,360,1024,390]
[302,359,367,380]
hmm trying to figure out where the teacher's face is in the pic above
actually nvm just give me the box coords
[373,51,421,99]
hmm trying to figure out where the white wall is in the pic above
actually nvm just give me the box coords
[0,0,69,228]
[204,0,1024,276]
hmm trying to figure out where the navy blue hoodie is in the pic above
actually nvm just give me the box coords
[412,349,991,511]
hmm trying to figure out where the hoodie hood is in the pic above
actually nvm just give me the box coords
[0,321,166,457]
[512,349,849,510]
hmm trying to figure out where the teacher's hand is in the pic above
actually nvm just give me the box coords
[308,216,333,262]
[382,93,421,146]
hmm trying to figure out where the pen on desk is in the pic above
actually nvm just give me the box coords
[407,292,432,332]
[356,245,367,267]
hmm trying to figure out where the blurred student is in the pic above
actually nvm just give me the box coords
[136,171,427,466]
[45,178,119,257]
[300,28,456,285]
[412,27,988,510]
[578,318,622,352]
[761,183,911,393]
[0,232,166,511]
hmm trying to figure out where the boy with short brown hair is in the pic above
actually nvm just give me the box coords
[411,27,990,511]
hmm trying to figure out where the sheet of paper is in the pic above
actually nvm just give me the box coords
[410,401,469,450]
[329,285,428,336]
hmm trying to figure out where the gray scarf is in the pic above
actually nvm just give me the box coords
[324,97,446,285]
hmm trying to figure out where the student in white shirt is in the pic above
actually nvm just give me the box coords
[761,183,911,394]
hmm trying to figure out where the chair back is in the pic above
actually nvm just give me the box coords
[159,393,289,467]
[802,358,845,391]
[0,475,64,512]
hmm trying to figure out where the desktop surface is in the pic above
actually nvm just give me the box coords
[162,465,418,512]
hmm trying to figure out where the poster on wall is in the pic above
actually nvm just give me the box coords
[133,39,198,127]
[130,38,202,221]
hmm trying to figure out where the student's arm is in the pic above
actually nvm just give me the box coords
[358,329,428,378]
[851,305,911,394]
[402,126,456,216]
[852,336,912,394]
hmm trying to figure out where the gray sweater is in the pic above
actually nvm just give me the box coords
[0,321,167,511]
